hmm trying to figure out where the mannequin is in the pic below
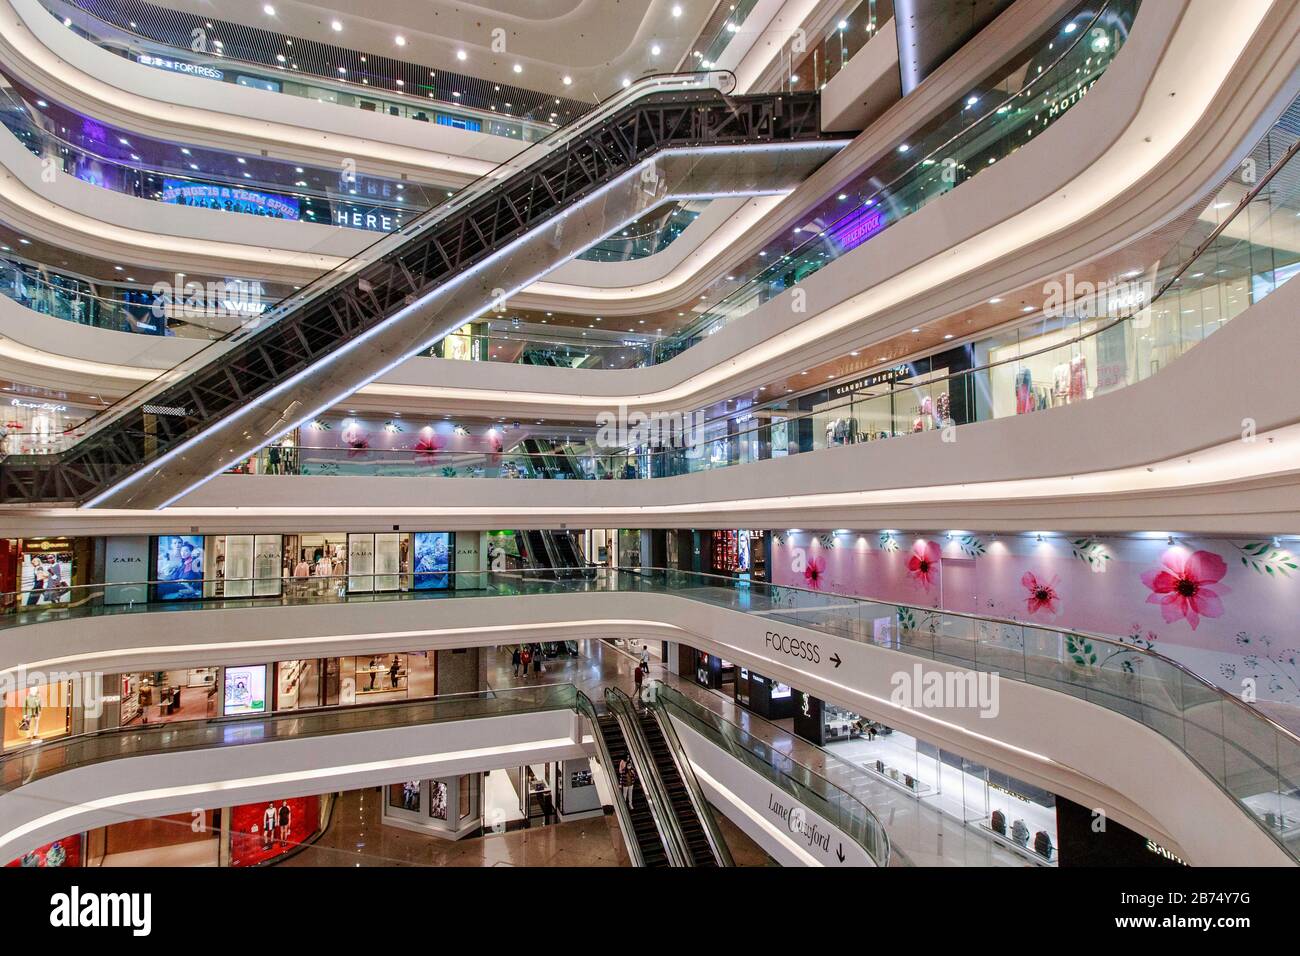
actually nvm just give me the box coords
[22,688,42,739]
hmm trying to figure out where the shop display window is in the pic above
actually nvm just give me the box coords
[390,781,422,813]
[429,781,449,820]
[4,679,72,749]
[6,835,82,868]
[229,795,320,866]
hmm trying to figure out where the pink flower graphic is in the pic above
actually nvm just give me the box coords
[412,434,442,465]
[1140,548,1228,630]
[906,540,941,590]
[802,555,826,590]
[1021,571,1061,618]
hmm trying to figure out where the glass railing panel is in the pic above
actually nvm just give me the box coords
[660,0,1138,356]
[1,566,1295,857]
[47,0,567,142]
[651,681,892,865]
[11,70,739,463]
[0,682,578,792]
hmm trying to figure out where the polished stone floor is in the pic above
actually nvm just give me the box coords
[282,787,631,867]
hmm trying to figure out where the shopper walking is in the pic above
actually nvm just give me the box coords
[618,758,636,809]
[520,646,532,680]
[640,646,650,671]
[511,646,522,676]
[532,649,543,677]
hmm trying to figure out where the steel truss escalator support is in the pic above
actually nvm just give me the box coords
[575,691,673,867]
[0,74,840,508]
[616,686,733,866]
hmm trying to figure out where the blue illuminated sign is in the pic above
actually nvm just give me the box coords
[161,179,300,220]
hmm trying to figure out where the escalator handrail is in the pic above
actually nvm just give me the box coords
[44,67,739,451]
[643,685,736,866]
[604,685,693,866]
[649,679,894,866]
[573,689,652,868]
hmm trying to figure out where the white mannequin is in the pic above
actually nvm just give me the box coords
[23,688,41,739]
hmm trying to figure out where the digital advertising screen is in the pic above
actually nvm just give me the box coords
[154,534,206,601]
[413,531,451,590]
[223,665,267,716]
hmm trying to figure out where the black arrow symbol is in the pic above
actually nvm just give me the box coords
[836,843,845,863]
[829,653,842,668]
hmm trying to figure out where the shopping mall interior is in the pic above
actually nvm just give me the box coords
[0,0,1296,920]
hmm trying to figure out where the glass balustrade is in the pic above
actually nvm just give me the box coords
[658,0,1139,359]
[0,0,1132,379]
[44,0,570,142]
[0,90,444,227]
[1,565,1293,860]
[0,680,579,792]
[649,680,893,865]
[211,99,1300,484]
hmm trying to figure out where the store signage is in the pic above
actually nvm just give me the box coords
[161,179,300,220]
[830,365,911,398]
[104,535,148,606]
[10,398,67,412]
[828,203,887,253]
[334,204,398,233]
[764,629,822,664]
[673,720,870,866]
[137,54,224,81]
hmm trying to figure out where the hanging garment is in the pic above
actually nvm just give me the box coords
[1068,354,1088,402]
[1014,368,1035,414]
[1052,362,1071,406]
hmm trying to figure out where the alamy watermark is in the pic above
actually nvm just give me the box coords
[595,405,705,449]
[889,663,1000,718]
[1042,273,1153,321]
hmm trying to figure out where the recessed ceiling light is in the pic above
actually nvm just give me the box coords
[395,35,406,46]
[513,63,522,73]
[651,44,661,56]
[262,4,275,15]
[562,75,572,85]
[331,19,341,31]
[456,50,467,61]
[898,143,909,153]
[944,333,954,339]
[622,77,631,88]
[989,297,1002,303]
[672,4,682,16]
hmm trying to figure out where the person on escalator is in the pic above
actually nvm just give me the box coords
[618,758,636,809]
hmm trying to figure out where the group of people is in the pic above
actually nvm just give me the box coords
[510,644,547,678]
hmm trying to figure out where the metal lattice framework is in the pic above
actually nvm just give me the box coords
[0,89,827,504]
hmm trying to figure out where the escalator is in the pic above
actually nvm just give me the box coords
[628,693,731,866]
[0,72,841,507]
[575,692,672,867]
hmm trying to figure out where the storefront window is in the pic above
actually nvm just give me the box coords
[119,669,220,725]
[3,679,72,750]
[279,652,436,710]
